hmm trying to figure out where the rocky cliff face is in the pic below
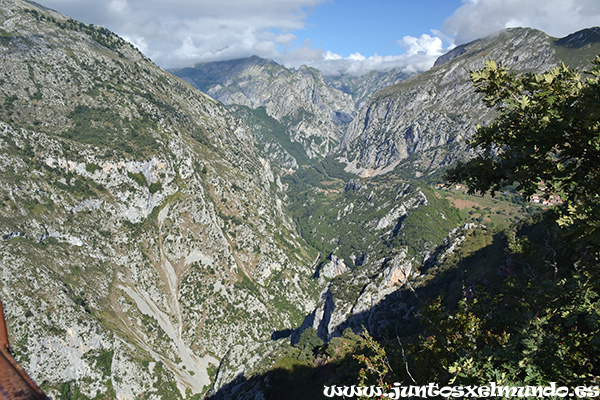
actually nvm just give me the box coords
[324,67,414,110]
[0,1,319,398]
[173,57,357,162]
[337,28,596,177]
[282,171,463,343]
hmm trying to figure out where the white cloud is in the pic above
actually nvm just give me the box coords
[121,34,149,55]
[275,33,297,46]
[277,40,449,76]
[348,52,366,61]
[108,0,128,15]
[40,0,328,68]
[398,34,444,57]
[323,51,342,61]
[40,0,448,74]
[36,0,454,76]
[36,0,598,75]
[444,0,600,45]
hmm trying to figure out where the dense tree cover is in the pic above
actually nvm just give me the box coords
[437,56,600,385]
[355,216,600,394]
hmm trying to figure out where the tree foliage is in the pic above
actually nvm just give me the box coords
[296,327,324,359]
[410,261,600,386]
[446,57,600,248]
[352,216,600,390]
[435,57,600,385]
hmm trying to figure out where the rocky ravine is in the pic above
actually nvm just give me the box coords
[324,67,414,111]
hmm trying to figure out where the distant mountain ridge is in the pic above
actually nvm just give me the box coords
[172,57,421,168]
[337,26,600,177]
[173,26,600,178]
[174,57,357,162]
[555,26,600,49]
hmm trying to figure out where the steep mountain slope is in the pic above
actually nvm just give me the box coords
[0,0,319,398]
[338,27,600,177]
[173,57,356,163]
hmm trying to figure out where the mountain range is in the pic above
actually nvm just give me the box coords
[1,0,599,398]
[173,27,600,178]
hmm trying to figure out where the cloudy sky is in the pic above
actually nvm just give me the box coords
[40,0,600,75]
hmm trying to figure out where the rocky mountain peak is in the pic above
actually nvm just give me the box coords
[174,56,357,161]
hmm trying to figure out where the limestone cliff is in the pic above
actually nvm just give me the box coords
[338,27,600,177]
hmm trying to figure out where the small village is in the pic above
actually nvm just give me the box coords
[437,182,564,207]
